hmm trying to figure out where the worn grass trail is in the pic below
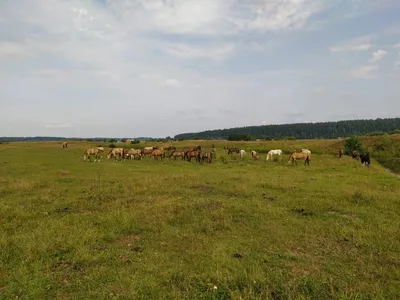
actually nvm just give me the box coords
[1,142,399,299]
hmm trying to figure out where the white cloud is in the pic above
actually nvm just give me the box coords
[349,65,378,79]
[369,49,387,63]
[166,43,234,61]
[0,42,31,58]
[163,79,183,88]
[330,35,374,52]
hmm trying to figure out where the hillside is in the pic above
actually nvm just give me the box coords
[174,118,400,140]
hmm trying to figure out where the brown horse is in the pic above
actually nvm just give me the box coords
[193,145,201,151]
[165,146,176,152]
[150,149,165,161]
[201,152,213,164]
[288,152,310,166]
[228,148,240,155]
[62,142,68,149]
[83,147,104,162]
[107,148,125,161]
[169,151,185,160]
[185,150,201,163]
[141,147,156,158]
[125,149,142,160]
[352,150,360,159]
[338,148,344,158]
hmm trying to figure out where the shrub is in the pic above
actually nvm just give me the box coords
[131,140,140,144]
[344,136,365,155]
[391,129,400,135]
[109,143,116,148]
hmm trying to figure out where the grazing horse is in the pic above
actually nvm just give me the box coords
[240,149,246,159]
[338,148,344,158]
[62,142,68,149]
[302,149,311,159]
[266,149,283,162]
[201,152,213,164]
[288,152,310,166]
[352,150,360,159]
[169,151,185,160]
[150,149,165,161]
[125,149,142,160]
[165,146,176,152]
[107,148,125,161]
[227,148,240,155]
[360,153,371,168]
[251,150,259,160]
[185,150,201,163]
[83,147,104,162]
[193,145,201,151]
[141,147,156,158]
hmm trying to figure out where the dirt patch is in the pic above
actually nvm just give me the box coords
[233,253,243,259]
[57,170,71,176]
[117,234,141,247]
[190,184,213,193]
[201,201,223,212]
[262,193,276,201]
[54,207,72,214]
[291,208,315,216]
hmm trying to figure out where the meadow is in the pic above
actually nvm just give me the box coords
[0,139,399,299]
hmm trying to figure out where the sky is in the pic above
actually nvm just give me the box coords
[1,0,400,138]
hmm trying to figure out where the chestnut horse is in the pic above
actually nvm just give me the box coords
[185,150,201,163]
[288,152,310,166]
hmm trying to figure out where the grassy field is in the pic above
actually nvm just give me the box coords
[1,140,399,299]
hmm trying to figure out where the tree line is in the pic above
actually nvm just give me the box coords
[174,118,400,140]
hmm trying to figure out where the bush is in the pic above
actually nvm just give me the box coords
[109,143,116,148]
[130,140,140,144]
[344,136,365,155]
[367,131,386,136]
[391,129,400,135]
[108,138,117,143]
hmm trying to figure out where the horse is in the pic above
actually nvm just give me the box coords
[227,148,240,155]
[266,149,283,162]
[288,152,310,166]
[338,148,344,158]
[62,142,68,149]
[165,146,176,152]
[201,152,213,164]
[125,149,142,160]
[185,150,201,163]
[150,149,165,161]
[352,150,360,159]
[302,149,311,159]
[251,150,259,160]
[193,145,201,151]
[360,153,371,168]
[169,151,185,160]
[83,147,104,162]
[107,148,125,161]
[141,147,156,158]
[240,149,246,159]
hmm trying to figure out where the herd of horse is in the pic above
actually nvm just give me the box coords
[66,142,370,167]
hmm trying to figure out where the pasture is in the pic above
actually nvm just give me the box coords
[1,140,399,299]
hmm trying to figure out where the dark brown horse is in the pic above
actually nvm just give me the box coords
[228,147,240,155]
[165,146,176,152]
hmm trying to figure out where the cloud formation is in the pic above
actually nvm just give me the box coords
[1,0,400,137]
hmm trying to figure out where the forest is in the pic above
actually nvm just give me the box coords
[174,118,400,140]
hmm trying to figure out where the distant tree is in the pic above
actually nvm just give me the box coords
[391,129,400,135]
[344,136,365,155]
[121,138,128,143]
[227,133,254,141]
[108,138,117,143]
[131,140,140,144]
[367,131,385,136]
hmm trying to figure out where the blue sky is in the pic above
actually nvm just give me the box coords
[1,0,400,137]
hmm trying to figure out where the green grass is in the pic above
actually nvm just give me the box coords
[1,141,400,299]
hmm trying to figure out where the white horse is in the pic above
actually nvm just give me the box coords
[266,149,283,161]
[302,149,311,159]
[240,149,246,159]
